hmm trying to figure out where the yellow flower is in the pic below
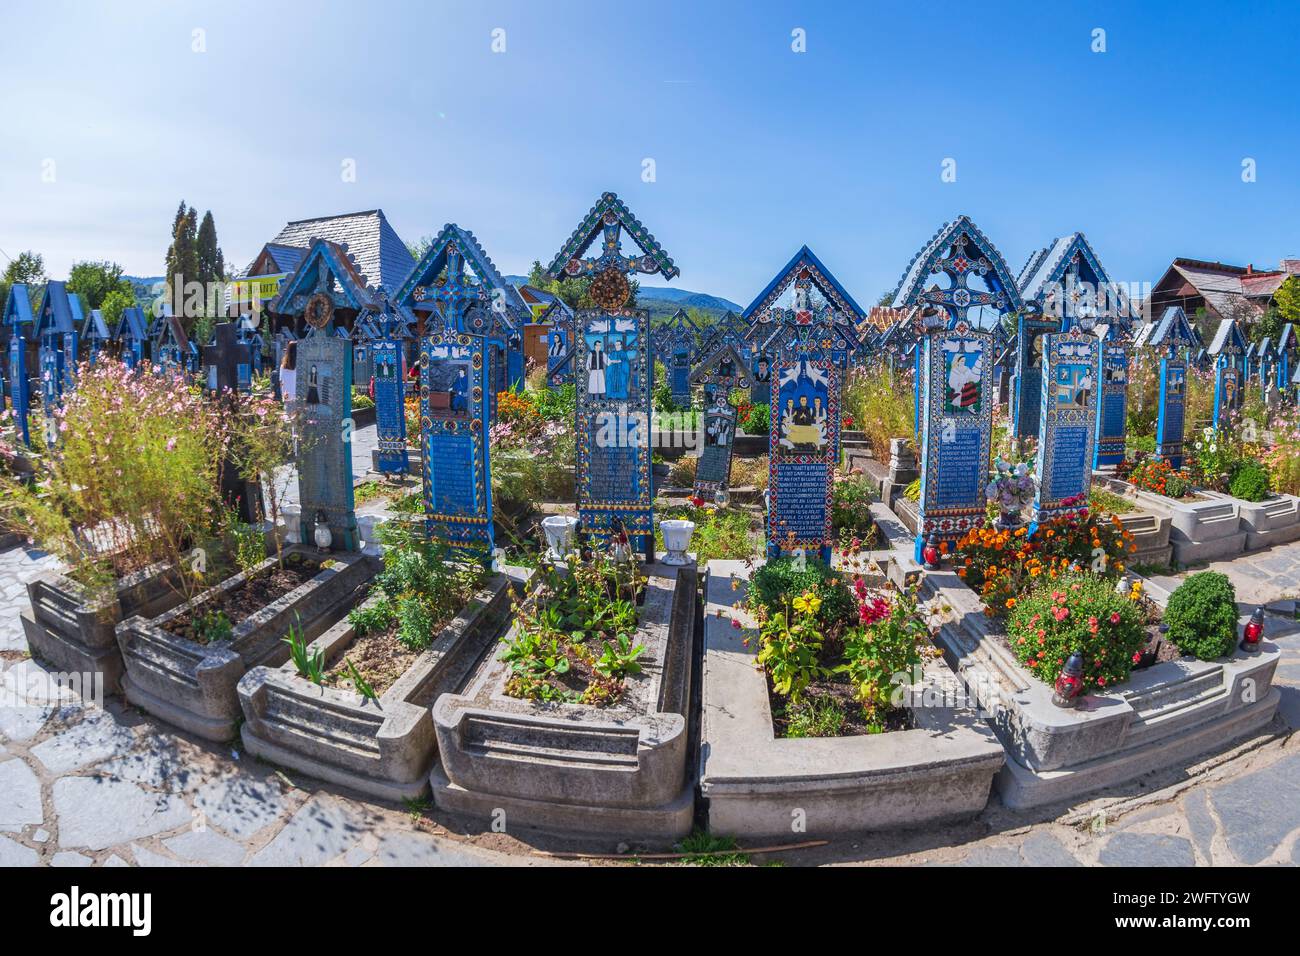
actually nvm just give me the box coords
[792,591,822,616]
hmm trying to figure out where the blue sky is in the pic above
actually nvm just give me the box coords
[1,0,1296,305]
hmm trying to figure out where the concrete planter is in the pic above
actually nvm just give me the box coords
[21,562,185,695]
[1218,491,1300,550]
[116,547,377,741]
[431,563,699,841]
[238,569,527,801]
[1095,476,1245,565]
[699,560,1003,839]
[925,569,1280,809]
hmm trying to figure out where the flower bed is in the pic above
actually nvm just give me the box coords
[927,518,1281,807]
[239,529,527,801]
[116,546,377,740]
[699,558,1003,838]
[431,559,698,841]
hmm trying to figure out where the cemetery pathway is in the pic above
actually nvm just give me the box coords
[2,498,1298,866]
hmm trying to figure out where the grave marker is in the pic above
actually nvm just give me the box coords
[892,216,1022,560]
[545,192,679,560]
[203,322,263,524]
[767,323,840,563]
[1031,326,1099,523]
[689,342,749,504]
[373,303,411,476]
[1094,324,1129,467]
[1209,318,1247,428]
[3,284,34,446]
[1151,306,1196,469]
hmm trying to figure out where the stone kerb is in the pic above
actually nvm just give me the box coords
[699,560,1003,839]
[237,567,529,802]
[924,568,1280,809]
[430,563,698,841]
[115,546,377,741]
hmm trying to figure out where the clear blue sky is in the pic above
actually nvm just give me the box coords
[1,0,1296,305]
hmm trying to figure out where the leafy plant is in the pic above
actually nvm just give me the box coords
[224,509,265,575]
[781,695,847,738]
[757,591,830,702]
[283,619,324,684]
[1006,572,1146,691]
[1164,571,1239,660]
[748,557,854,629]
[344,658,377,701]
[842,360,914,460]
[831,469,876,535]
[837,586,927,723]
[1228,459,1270,502]
[739,402,769,434]
[595,633,646,679]
[193,609,233,644]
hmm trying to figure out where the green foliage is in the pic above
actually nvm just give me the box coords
[1275,275,1300,325]
[781,695,846,738]
[346,523,488,651]
[1006,572,1146,691]
[671,830,750,867]
[757,591,830,702]
[843,361,914,460]
[530,383,576,422]
[656,505,755,561]
[739,402,769,434]
[193,610,233,645]
[836,588,927,723]
[1165,571,1239,660]
[283,619,325,684]
[67,260,132,310]
[1,250,45,309]
[224,510,265,575]
[1089,488,1135,516]
[1228,459,1270,502]
[344,659,378,701]
[748,557,854,629]
[903,477,921,502]
[831,470,876,535]
[595,633,647,679]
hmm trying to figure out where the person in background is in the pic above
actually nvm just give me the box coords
[280,340,298,405]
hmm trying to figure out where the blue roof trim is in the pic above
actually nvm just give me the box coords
[270,238,379,316]
[36,281,77,336]
[3,283,35,337]
[892,214,1026,315]
[741,245,866,322]
[394,223,527,329]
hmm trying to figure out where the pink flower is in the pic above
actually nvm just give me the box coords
[1052,606,1069,622]
[1109,611,1121,625]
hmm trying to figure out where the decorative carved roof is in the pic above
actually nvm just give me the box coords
[544,192,679,283]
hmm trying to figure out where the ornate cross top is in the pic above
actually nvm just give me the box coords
[545,192,679,311]
[413,246,490,335]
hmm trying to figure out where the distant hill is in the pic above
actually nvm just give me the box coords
[503,275,742,324]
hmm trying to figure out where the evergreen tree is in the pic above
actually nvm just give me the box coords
[196,210,225,285]
[163,201,199,314]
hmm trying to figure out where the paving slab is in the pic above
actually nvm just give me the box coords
[0,758,43,832]
[193,775,292,840]
[54,777,192,851]
[164,828,247,866]
[249,795,366,867]
[1208,752,1300,864]
[31,711,138,774]
[0,833,39,866]
[1019,832,1081,867]
[1098,833,1197,867]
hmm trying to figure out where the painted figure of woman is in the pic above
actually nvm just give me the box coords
[605,339,630,399]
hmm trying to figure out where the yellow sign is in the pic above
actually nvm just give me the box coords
[228,274,285,309]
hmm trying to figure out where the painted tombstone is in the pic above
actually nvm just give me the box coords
[1211,319,1247,428]
[1032,327,1099,523]
[1094,325,1129,468]
[656,309,698,407]
[892,217,1022,559]
[296,308,359,551]
[115,307,148,371]
[1152,307,1196,469]
[545,192,679,559]
[372,307,410,475]
[3,284,33,446]
[396,224,521,559]
[768,344,838,563]
[83,308,111,367]
[689,343,749,504]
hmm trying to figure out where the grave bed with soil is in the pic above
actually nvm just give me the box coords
[22,559,187,695]
[431,559,698,842]
[239,567,530,801]
[116,545,377,741]
[699,558,1003,839]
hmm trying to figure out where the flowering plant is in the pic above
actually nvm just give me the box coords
[1117,453,1194,499]
[1006,572,1146,691]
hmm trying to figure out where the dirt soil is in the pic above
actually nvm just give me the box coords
[167,558,320,643]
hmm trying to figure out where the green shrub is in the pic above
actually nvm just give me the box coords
[831,470,876,534]
[747,557,854,629]
[1165,571,1238,660]
[1006,572,1146,691]
[740,402,770,434]
[1228,459,1270,502]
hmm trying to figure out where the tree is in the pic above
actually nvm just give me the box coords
[196,210,225,286]
[1275,275,1300,326]
[163,201,199,314]
[1,251,46,312]
[67,260,130,310]
[99,288,135,335]
[407,235,433,262]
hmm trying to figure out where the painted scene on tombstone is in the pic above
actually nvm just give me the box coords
[768,356,838,559]
[1033,332,1099,522]
[943,338,985,417]
[690,344,749,502]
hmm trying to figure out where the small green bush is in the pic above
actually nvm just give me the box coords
[1164,571,1239,660]
[747,557,853,628]
[1228,459,1270,502]
[740,402,770,434]
[1006,572,1146,691]
[831,471,876,534]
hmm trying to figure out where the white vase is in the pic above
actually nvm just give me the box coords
[660,519,696,566]
[313,517,333,552]
[541,515,578,562]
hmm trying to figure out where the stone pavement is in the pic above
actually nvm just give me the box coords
[3,457,1299,865]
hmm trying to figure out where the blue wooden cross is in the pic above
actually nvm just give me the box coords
[413,247,491,336]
